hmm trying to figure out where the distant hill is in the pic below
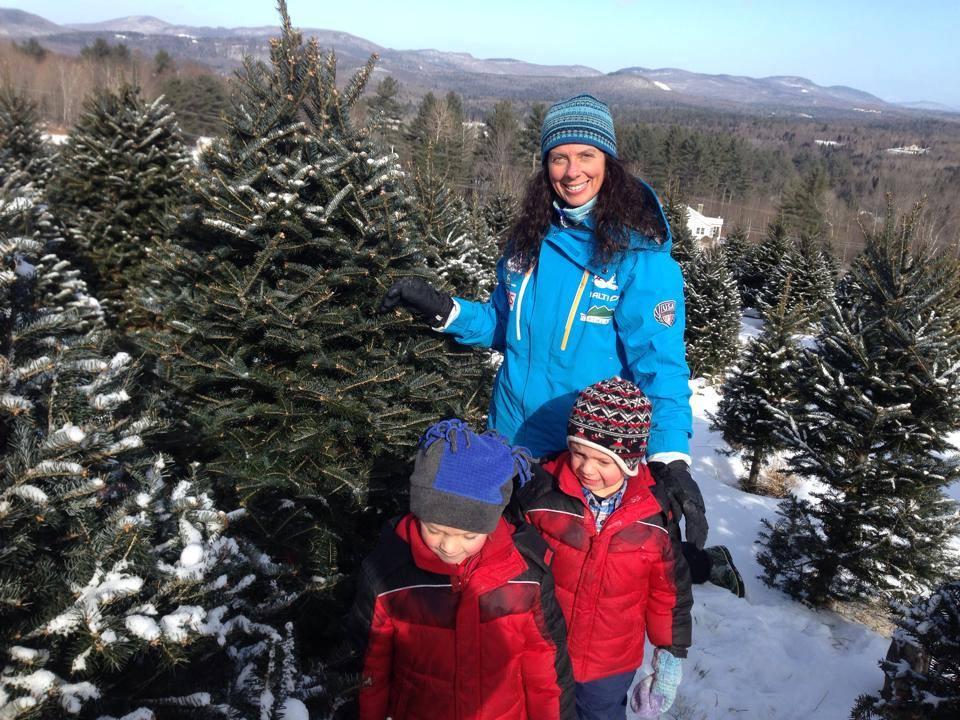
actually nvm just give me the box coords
[0,8,63,36]
[895,100,960,113]
[2,8,954,118]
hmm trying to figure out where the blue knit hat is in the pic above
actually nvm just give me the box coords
[410,419,533,534]
[541,93,617,159]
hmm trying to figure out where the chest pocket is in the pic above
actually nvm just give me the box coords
[555,270,622,365]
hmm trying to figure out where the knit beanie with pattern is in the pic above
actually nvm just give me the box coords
[541,93,618,159]
[410,419,533,534]
[567,377,652,477]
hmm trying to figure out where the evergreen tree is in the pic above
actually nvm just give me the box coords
[406,91,471,185]
[720,225,751,304]
[47,85,189,331]
[480,100,521,194]
[518,102,546,173]
[790,233,836,326]
[411,169,497,297]
[684,246,741,382]
[740,220,791,310]
[780,166,829,242]
[0,90,51,191]
[482,190,519,247]
[758,201,960,606]
[663,181,696,270]
[851,581,960,720]
[367,75,404,151]
[0,199,315,718]
[138,2,490,656]
[160,74,231,140]
[712,281,804,491]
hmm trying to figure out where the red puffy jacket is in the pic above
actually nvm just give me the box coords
[516,453,693,682]
[348,514,576,720]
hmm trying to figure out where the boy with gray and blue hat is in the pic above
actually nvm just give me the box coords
[348,419,576,720]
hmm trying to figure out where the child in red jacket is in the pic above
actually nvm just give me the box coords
[514,378,693,720]
[348,419,576,720]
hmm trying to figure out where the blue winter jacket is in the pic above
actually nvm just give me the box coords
[444,189,692,458]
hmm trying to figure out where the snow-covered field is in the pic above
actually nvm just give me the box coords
[625,323,960,720]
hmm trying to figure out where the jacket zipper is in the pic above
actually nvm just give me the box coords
[514,268,533,341]
[560,269,590,351]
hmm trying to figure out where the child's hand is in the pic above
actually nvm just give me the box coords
[630,648,682,717]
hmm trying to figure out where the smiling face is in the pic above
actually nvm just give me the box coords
[546,143,606,207]
[419,521,489,565]
[568,441,626,498]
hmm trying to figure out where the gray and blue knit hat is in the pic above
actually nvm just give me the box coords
[541,93,618,159]
[410,419,532,534]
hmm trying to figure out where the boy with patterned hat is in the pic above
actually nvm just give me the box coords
[348,419,576,720]
[512,377,693,720]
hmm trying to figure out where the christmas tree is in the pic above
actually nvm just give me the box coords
[741,220,797,312]
[684,245,741,382]
[138,1,491,646]
[720,225,754,308]
[758,200,960,606]
[0,89,51,190]
[482,190,519,248]
[789,233,836,326]
[366,75,404,152]
[663,182,696,270]
[47,85,189,331]
[406,91,473,186]
[410,168,498,297]
[0,195,317,718]
[780,166,829,243]
[851,581,960,720]
[518,103,547,173]
[712,281,804,491]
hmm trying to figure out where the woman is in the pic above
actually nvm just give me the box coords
[381,93,712,555]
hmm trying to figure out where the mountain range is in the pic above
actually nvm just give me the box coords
[2,8,955,118]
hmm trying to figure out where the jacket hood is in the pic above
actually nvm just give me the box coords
[545,178,673,275]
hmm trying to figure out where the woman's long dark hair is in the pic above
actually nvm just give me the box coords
[505,153,668,271]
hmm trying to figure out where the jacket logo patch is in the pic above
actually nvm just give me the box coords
[507,290,516,309]
[593,273,619,291]
[579,305,613,325]
[654,300,676,327]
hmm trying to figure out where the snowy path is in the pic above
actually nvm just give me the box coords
[626,380,893,720]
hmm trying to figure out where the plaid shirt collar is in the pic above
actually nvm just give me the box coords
[581,479,628,532]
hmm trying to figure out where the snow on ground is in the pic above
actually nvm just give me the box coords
[623,319,960,719]
[626,380,891,719]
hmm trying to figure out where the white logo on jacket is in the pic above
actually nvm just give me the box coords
[592,274,619,291]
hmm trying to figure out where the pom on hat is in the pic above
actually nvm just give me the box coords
[541,93,617,160]
[567,377,652,477]
[410,419,532,534]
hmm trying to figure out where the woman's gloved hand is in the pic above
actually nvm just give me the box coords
[630,647,682,718]
[379,277,454,327]
[647,460,708,549]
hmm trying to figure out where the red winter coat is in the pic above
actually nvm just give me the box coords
[348,514,576,720]
[516,454,693,682]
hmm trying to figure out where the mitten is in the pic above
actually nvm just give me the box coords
[648,460,708,549]
[630,647,682,718]
[379,277,454,327]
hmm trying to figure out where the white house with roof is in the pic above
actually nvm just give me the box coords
[685,204,724,243]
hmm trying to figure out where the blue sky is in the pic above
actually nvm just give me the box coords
[18,0,960,107]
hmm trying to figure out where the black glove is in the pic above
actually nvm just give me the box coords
[648,460,708,549]
[379,277,454,327]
